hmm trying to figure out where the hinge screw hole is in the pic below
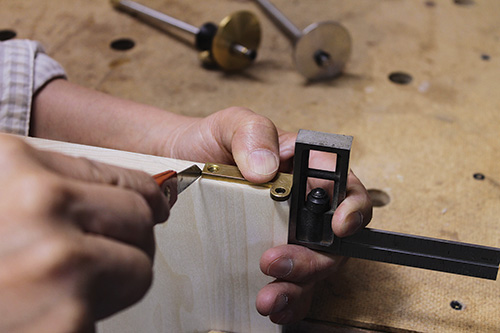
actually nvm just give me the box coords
[207,164,220,173]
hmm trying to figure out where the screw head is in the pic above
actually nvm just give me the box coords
[306,188,330,213]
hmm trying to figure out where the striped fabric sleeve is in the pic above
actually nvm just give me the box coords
[0,39,66,135]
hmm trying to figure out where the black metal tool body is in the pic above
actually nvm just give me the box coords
[288,129,500,280]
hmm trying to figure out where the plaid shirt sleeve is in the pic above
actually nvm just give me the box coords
[0,39,66,135]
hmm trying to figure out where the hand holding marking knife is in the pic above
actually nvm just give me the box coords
[0,134,172,332]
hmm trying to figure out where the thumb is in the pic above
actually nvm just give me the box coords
[219,108,280,183]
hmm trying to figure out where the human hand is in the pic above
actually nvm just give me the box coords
[30,66,371,326]
[163,109,372,324]
[162,107,282,183]
[31,81,282,185]
[256,133,373,324]
[0,134,169,332]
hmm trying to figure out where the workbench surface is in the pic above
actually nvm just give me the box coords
[2,0,499,331]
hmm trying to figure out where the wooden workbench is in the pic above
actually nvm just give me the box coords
[2,0,499,331]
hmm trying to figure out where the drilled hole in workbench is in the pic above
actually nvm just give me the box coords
[450,300,465,311]
[0,29,17,41]
[453,0,475,5]
[473,173,485,180]
[110,38,135,51]
[367,189,390,207]
[388,72,412,85]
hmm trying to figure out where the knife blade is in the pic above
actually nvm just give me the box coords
[153,165,202,207]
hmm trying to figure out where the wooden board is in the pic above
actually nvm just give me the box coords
[27,137,288,333]
[3,0,500,331]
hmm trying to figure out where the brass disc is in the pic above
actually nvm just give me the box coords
[212,11,261,71]
[294,21,351,80]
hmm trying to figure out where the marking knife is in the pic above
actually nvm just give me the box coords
[153,165,202,207]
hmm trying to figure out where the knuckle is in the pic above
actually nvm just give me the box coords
[245,120,278,142]
[242,111,275,129]
[308,258,323,278]
[220,106,255,116]
[0,136,32,168]
[33,234,82,279]
[78,157,116,184]
[306,253,334,281]
[18,174,72,216]
[218,107,276,130]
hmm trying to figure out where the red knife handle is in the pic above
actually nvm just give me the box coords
[153,170,178,208]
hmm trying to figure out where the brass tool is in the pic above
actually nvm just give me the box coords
[202,163,292,201]
[252,0,351,80]
[111,0,261,70]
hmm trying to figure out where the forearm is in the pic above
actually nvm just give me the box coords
[30,78,284,183]
[30,79,193,156]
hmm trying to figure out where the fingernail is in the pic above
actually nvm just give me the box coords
[247,149,279,176]
[267,257,293,278]
[270,294,289,314]
[343,211,364,235]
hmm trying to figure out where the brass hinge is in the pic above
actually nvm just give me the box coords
[202,163,292,201]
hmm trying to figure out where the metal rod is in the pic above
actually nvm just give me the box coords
[252,0,333,70]
[339,228,500,280]
[113,0,200,36]
[252,0,302,42]
[231,44,257,60]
